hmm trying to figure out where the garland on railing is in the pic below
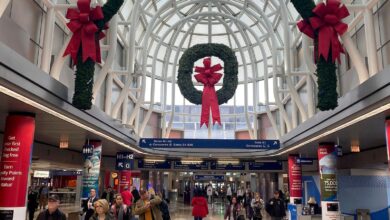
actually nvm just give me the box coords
[291,0,349,111]
[63,0,124,110]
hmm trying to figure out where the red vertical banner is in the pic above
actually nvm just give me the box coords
[288,154,302,203]
[0,114,35,219]
[119,171,132,193]
[385,119,390,170]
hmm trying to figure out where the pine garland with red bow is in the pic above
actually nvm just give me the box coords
[292,0,350,111]
[63,0,124,110]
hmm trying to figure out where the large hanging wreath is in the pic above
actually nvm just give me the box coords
[178,43,238,105]
[177,43,238,127]
[292,0,349,111]
[63,0,124,110]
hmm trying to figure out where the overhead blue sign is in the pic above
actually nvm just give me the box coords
[210,161,245,170]
[173,161,209,170]
[195,175,225,181]
[116,152,134,170]
[139,138,280,150]
[138,160,171,169]
[297,158,314,165]
[248,161,283,170]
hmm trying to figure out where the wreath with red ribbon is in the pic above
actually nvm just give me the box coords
[292,0,350,111]
[63,0,124,110]
[177,43,238,127]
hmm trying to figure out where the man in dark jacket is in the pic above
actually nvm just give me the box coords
[83,188,99,220]
[27,187,38,220]
[36,194,66,220]
[131,186,141,204]
[266,191,286,220]
[101,185,115,205]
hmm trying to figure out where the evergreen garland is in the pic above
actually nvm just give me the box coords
[72,0,124,110]
[291,0,339,111]
[177,43,238,105]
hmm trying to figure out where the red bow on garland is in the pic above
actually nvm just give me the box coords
[297,0,349,63]
[194,58,223,127]
[63,0,107,65]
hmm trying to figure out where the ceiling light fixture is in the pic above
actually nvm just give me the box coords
[0,85,145,154]
[218,160,240,164]
[144,158,165,163]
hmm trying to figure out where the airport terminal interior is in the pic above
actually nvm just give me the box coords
[0,0,390,220]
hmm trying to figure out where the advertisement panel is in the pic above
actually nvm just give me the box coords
[0,114,35,220]
[82,140,102,198]
[288,155,302,202]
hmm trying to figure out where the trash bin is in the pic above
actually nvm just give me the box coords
[356,209,370,220]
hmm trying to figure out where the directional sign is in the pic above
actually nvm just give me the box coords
[194,175,225,181]
[173,161,209,170]
[139,138,280,150]
[210,161,245,170]
[297,158,314,165]
[115,152,134,170]
[248,161,283,170]
[137,160,171,169]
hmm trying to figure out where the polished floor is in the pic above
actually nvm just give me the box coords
[29,200,272,220]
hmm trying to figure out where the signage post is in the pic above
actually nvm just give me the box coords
[288,155,302,204]
[0,114,35,220]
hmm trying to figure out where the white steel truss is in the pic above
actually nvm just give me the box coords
[10,0,378,142]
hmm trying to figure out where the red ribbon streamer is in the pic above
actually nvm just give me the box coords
[297,0,349,63]
[63,0,107,65]
[194,58,223,127]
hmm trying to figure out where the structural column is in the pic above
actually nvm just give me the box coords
[288,155,302,204]
[0,114,35,220]
[81,140,102,199]
[318,143,340,220]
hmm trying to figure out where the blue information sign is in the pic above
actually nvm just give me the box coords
[138,160,171,169]
[139,138,279,150]
[116,152,134,170]
[173,161,209,170]
[297,158,314,165]
[194,175,225,181]
[210,161,245,170]
[248,161,283,170]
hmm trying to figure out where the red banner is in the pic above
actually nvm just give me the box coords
[119,171,132,193]
[0,115,35,207]
[288,155,302,199]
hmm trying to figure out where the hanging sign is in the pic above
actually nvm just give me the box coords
[81,141,102,198]
[116,152,134,170]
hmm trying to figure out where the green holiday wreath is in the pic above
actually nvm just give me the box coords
[291,0,349,111]
[64,0,124,110]
[177,43,238,105]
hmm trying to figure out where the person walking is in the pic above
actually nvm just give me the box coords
[237,187,244,204]
[27,187,38,220]
[131,186,141,204]
[226,185,232,204]
[121,186,134,207]
[83,188,99,220]
[101,186,115,205]
[134,189,163,220]
[38,184,49,210]
[111,194,132,220]
[157,192,171,220]
[191,190,208,220]
[206,184,213,204]
[244,191,253,219]
[251,193,264,220]
[224,196,245,220]
[89,199,114,220]
[265,191,286,220]
[36,195,66,220]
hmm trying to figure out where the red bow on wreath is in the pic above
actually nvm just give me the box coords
[63,0,107,65]
[297,0,349,63]
[194,58,223,127]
